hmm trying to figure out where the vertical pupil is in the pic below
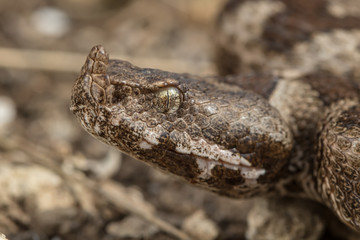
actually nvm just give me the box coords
[166,89,172,111]
[154,87,181,113]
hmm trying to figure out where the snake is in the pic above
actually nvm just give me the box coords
[70,0,360,233]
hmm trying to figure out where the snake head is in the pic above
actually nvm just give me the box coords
[71,45,294,198]
[70,45,111,143]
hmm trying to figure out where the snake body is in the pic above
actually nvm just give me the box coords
[71,0,360,233]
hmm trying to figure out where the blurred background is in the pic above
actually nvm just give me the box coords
[0,0,358,240]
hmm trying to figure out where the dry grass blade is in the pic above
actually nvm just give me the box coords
[0,47,85,72]
[100,181,193,240]
[0,47,213,74]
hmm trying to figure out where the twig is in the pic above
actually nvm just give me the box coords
[0,47,214,74]
[0,47,85,73]
[100,181,193,240]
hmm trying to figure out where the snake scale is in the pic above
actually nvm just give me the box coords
[70,0,360,233]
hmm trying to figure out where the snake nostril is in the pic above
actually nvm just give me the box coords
[91,81,106,104]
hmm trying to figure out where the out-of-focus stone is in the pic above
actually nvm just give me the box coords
[182,210,219,240]
[0,163,96,235]
[0,96,16,130]
[30,7,71,37]
[106,215,159,238]
[246,198,324,240]
[0,233,7,240]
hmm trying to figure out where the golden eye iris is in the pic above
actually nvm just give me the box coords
[153,87,181,113]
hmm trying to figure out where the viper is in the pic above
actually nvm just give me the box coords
[70,0,360,233]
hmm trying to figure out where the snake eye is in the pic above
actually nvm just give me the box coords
[153,87,182,113]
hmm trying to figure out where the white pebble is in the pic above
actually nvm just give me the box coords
[31,7,71,37]
[182,210,219,240]
[0,96,16,128]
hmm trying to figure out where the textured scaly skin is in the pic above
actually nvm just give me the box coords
[215,0,360,230]
[71,45,360,231]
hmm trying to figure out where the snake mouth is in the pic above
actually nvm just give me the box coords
[187,140,267,185]
[138,123,267,183]
[195,155,266,182]
[137,134,266,185]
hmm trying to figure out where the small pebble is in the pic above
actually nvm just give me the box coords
[182,210,219,240]
[246,198,324,240]
[106,215,159,238]
[0,96,16,129]
[31,6,71,37]
[0,233,7,240]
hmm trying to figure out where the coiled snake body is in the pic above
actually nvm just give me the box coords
[71,0,360,232]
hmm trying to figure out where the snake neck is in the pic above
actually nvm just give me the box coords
[272,77,360,230]
[315,99,360,231]
[272,147,317,200]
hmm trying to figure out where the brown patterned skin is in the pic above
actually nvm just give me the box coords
[317,101,360,229]
[71,45,360,231]
[216,0,360,76]
[214,0,360,231]
[71,46,294,198]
